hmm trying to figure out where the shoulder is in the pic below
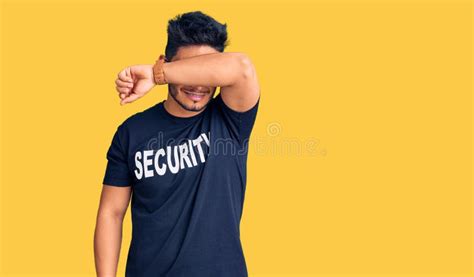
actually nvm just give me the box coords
[117,103,161,132]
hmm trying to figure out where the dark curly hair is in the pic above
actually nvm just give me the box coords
[165,11,230,62]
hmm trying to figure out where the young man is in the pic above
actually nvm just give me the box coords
[94,11,260,277]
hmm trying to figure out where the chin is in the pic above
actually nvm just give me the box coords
[177,93,213,112]
[168,85,215,112]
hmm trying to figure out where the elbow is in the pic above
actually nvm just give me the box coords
[238,54,257,80]
[97,207,127,222]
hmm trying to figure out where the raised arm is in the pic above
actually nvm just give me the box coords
[115,52,260,111]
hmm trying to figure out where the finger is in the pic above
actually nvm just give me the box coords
[116,86,130,94]
[119,93,127,99]
[115,78,134,87]
[125,68,132,79]
[118,68,133,83]
[120,93,140,105]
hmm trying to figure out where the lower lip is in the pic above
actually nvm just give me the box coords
[184,90,205,101]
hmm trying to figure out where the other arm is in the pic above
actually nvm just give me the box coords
[94,185,132,277]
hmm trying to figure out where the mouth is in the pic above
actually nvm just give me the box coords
[183,89,207,101]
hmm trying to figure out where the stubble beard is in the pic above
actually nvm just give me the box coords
[168,86,214,112]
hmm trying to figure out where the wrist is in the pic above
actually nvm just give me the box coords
[152,54,168,85]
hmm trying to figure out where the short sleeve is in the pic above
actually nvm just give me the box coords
[103,124,132,187]
[214,93,260,144]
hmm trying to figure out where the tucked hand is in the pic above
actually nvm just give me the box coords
[115,64,155,105]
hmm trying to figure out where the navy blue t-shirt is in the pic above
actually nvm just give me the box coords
[103,92,259,277]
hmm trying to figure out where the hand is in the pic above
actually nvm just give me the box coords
[115,64,155,105]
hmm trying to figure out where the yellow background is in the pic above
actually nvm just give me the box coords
[1,0,472,276]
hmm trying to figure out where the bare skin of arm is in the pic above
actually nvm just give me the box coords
[94,185,132,277]
[114,52,260,112]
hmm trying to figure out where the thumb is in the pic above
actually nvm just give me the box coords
[120,93,141,105]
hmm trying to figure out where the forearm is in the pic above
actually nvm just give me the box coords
[162,52,248,87]
[94,213,125,277]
